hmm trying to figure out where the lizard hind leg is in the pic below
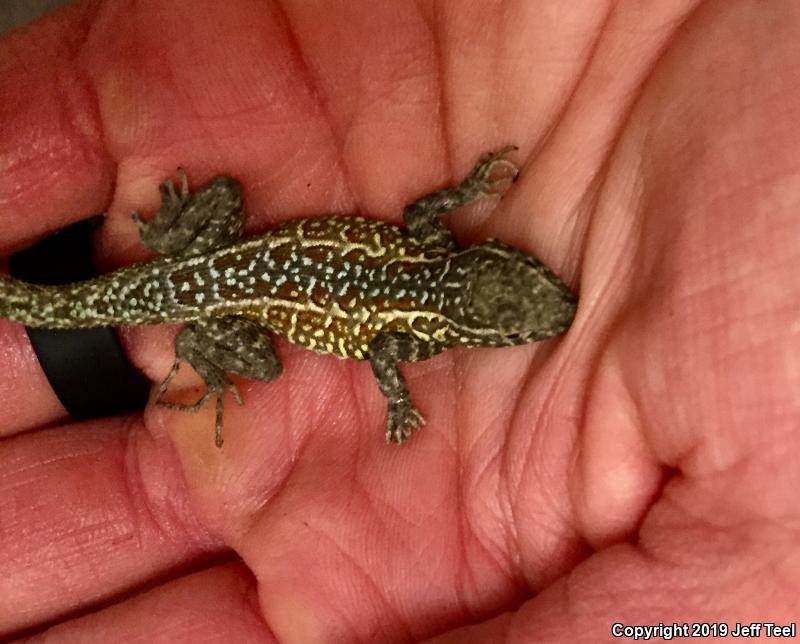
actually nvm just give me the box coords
[155,316,282,447]
[133,169,245,257]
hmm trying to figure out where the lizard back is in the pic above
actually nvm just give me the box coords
[166,216,454,359]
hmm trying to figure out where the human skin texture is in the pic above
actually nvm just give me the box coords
[0,1,798,642]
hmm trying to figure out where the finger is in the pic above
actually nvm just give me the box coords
[0,416,224,637]
[0,3,114,251]
[0,5,116,438]
[0,319,67,436]
[14,563,271,643]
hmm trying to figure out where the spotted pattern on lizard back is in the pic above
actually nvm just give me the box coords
[162,216,446,360]
[0,147,577,446]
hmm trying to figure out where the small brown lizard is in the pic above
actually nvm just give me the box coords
[0,147,576,447]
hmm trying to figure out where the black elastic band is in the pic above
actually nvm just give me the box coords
[9,216,150,420]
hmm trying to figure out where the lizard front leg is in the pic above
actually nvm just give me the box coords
[156,315,282,447]
[368,332,440,444]
[402,146,520,250]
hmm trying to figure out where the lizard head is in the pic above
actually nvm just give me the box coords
[443,240,577,345]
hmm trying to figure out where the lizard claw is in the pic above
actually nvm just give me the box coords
[131,211,145,230]
[228,381,244,405]
[176,167,190,200]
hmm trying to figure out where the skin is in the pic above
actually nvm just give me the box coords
[0,0,797,641]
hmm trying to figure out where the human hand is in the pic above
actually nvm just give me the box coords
[1,1,797,641]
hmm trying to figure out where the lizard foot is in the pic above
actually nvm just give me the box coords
[132,169,190,232]
[153,357,243,448]
[385,400,426,445]
[473,145,520,197]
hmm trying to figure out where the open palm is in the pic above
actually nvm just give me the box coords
[1,1,797,641]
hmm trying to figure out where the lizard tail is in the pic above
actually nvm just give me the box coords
[0,264,195,329]
[0,273,79,329]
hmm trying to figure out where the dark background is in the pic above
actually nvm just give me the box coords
[0,0,68,34]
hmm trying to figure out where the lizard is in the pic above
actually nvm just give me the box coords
[0,147,577,447]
